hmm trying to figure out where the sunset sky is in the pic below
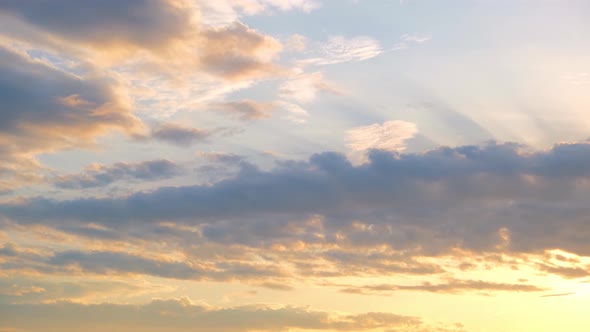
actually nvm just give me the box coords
[1,1,590,331]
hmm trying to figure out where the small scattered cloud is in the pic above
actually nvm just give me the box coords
[537,263,589,279]
[279,101,310,124]
[286,33,307,52]
[279,72,341,103]
[541,292,575,298]
[346,120,418,163]
[212,100,276,120]
[391,33,431,51]
[401,33,431,44]
[200,0,321,25]
[299,36,382,66]
[151,123,210,147]
[198,22,285,80]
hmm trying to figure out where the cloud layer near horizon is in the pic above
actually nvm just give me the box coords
[4,142,590,255]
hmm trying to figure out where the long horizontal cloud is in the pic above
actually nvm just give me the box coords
[335,279,547,295]
[0,243,290,283]
[3,141,590,260]
[0,298,437,332]
[53,159,183,189]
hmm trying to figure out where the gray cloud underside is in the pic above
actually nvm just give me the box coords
[0,0,190,48]
[336,279,547,295]
[150,123,210,147]
[4,142,590,257]
[0,240,447,284]
[0,298,427,332]
[0,45,139,149]
[53,159,183,189]
[0,44,142,191]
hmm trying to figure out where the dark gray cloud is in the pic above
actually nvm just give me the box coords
[0,243,17,256]
[150,123,210,147]
[1,247,289,282]
[0,298,426,332]
[0,2,285,83]
[54,159,183,189]
[0,45,141,147]
[0,45,143,191]
[0,0,191,49]
[3,141,590,258]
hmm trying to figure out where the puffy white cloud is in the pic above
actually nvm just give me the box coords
[346,120,418,162]
[279,72,340,103]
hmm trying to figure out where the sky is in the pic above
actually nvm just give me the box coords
[1,1,590,331]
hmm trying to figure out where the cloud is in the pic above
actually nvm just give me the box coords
[279,101,310,124]
[346,120,418,162]
[53,160,183,189]
[199,152,244,164]
[336,279,547,295]
[197,22,284,80]
[537,263,589,279]
[540,292,575,298]
[0,44,143,191]
[0,245,290,282]
[279,72,340,103]
[199,0,320,25]
[1,2,286,82]
[0,298,435,332]
[150,123,210,147]
[0,276,166,304]
[4,141,590,260]
[391,33,432,50]
[0,45,142,152]
[0,0,192,50]
[212,100,276,120]
[299,36,382,66]
[261,0,321,13]
[286,33,307,52]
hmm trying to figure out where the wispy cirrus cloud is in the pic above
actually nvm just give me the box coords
[335,279,547,295]
[279,71,341,103]
[299,36,382,66]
